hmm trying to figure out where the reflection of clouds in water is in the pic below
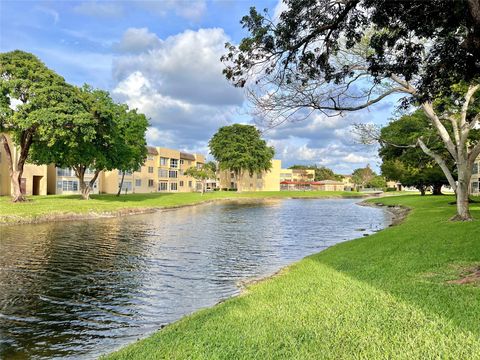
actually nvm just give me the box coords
[0,199,390,359]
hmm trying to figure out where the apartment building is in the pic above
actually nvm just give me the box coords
[0,132,206,196]
[101,146,206,194]
[218,159,282,191]
[279,168,315,182]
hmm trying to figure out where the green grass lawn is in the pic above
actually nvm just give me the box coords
[104,195,480,359]
[0,191,363,224]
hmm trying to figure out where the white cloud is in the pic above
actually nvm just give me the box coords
[113,28,162,53]
[111,28,242,151]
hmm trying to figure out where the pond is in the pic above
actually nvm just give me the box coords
[0,198,391,359]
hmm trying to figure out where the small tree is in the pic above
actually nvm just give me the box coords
[351,166,376,190]
[0,50,79,202]
[115,108,149,196]
[209,124,274,192]
[184,162,216,195]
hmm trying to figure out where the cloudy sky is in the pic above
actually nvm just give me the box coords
[0,0,399,174]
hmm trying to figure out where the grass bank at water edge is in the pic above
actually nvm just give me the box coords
[105,195,480,359]
[0,191,363,225]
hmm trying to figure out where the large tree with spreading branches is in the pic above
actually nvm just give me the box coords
[0,50,81,202]
[222,0,480,220]
[209,124,274,192]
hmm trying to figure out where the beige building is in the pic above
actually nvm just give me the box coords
[101,146,206,194]
[471,158,480,195]
[0,134,48,196]
[279,168,315,182]
[218,159,282,191]
[0,135,206,196]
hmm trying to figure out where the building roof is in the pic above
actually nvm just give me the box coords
[180,152,196,161]
[147,146,159,155]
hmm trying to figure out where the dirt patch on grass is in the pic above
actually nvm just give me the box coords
[447,266,480,285]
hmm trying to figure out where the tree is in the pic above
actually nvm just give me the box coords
[221,1,480,220]
[115,108,149,196]
[378,110,455,196]
[30,85,148,200]
[366,175,387,190]
[0,50,79,202]
[209,124,274,192]
[351,165,376,190]
[184,161,216,195]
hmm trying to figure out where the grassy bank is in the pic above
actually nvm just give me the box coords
[0,191,363,224]
[105,195,480,359]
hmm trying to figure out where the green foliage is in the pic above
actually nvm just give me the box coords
[351,166,376,187]
[30,85,148,177]
[0,50,77,138]
[223,1,479,102]
[366,175,387,189]
[379,110,454,192]
[209,124,274,176]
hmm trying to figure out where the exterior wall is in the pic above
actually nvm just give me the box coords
[0,133,48,196]
[218,159,281,192]
[313,182,345,191]
[100,147,205,194]
[471,158,480,195]
[49,167,100,195]
[280,168,315,182]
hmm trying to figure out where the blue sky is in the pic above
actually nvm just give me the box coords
[0,0,398,173]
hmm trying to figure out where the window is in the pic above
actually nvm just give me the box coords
[170,159,178,168]
[257,173,262,179]
[57,168,73,177]
[148,166,154,173]
[160,157,168,166]
[473,163,479,175]
[196,163,202,169]
[179,181,184,187]
[159,182,168,191]
[230,173,235,179]
[135,179,141,187]
[120,170,132,176]
[62,180,78,191]
[159,169,168,178]
[148,179,154,187]
[119,181,132,191]
[188,181,192,187]
[180,159,184,165]
[472,181,479,193]
[170,182,178,191]
[147,155,154,161]
[169,170,177,178]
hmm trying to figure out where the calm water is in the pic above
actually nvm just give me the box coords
[0,198,391,359]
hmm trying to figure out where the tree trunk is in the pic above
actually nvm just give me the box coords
[1,133,31,202]
[418,185,426,196]
[117,172,125,196]
[432,184,443,195]
[201,180,205,195]
[236,170,242,193]
[452,164,473,221]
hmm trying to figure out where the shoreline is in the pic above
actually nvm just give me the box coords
[0,193,372,226]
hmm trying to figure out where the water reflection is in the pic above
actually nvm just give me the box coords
[0,199,390,359]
